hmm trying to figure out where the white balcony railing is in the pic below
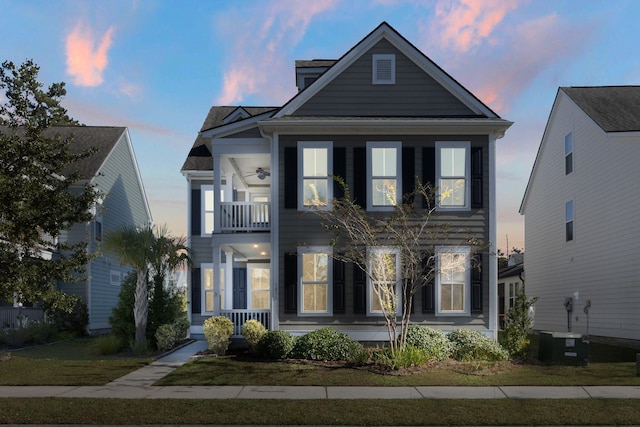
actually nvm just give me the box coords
[219,202,270,232]
[220,309,270,336]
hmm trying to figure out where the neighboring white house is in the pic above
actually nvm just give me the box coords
[182,22,512,341]
[520,86,640,340]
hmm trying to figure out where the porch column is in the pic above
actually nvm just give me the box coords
[225,249,234,310]
[488,133,498,339]
[212,244,221,316]
[213,154,222,232]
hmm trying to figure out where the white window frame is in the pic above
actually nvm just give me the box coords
[372,54,396,85]
[435,246,471,316]
[565,132,573,175]
[366,247,402,316]
[110,270,123,287]
[297,141,333,211]
[247,263,270,310]
[298,246,333,316]
[436,141,471,211]
[202,263,225,314]
[565,200,574,242]
[366,141,402,211]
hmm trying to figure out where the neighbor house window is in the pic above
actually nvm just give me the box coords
[298,142,332,209]
[298,246,332,315]
[565,200,574,242]
[367,141,402,210]
[367,247,401,316]
[248,264,270,310]
[436,141,470,209]
[436,246,470,315]
[203,264,225,313]
[110,270,122,287]
[565,132,573,175]
[94,218,103,241]
[372,54,395,84]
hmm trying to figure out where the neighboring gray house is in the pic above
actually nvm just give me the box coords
[520,86,640,340]
[182,22,512,340]
[56,126,152,333]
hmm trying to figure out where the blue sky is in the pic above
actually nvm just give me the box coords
[2,0,639,252]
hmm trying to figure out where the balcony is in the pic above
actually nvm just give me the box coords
[219,201,270,232]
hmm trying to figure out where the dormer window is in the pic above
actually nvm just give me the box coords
[372,54,395,85]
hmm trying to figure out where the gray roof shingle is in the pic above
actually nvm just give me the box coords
[562,86,640,132]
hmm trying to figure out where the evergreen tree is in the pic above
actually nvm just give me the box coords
[0,59,99,311]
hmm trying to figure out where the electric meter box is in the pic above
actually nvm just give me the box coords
[538,332,589,366]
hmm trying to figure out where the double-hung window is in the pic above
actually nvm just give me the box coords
[367,141,402,210]
[565,132,573,175]
[565,200,574,242]
[201,186,214,236]
[298,141,332,209]
[202,264,225,313]
[436,141,470,209]
[435,246,470,315]
[367,247,401,316]
[248,264,270,310]
[298,246,332,315]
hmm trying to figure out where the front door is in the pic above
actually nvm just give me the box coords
[233,268,247,309]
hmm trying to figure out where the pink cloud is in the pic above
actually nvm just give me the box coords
[65,22,115,87]
[431,0,520,52]
[214,0,339,105]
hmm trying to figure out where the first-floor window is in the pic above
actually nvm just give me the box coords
[367,247,401,316]
[436,246,470,315]
[298,246,332,315]
[248,264,270,309]
[203,264,225,313]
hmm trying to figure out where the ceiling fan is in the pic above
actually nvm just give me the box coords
[246,167,271,180]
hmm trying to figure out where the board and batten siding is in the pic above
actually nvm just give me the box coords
[277,134,490,332]
[524,92,640,340]
[292,40,477,118]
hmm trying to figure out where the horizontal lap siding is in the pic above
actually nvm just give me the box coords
[278,135,490,330]
[293,40,475,117]
[525,94,640,340]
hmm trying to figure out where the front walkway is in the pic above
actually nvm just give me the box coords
[1,340,640,399]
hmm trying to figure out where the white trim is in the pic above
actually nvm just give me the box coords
[372,54,395,84]
[297,141,333,211]
[435,246,471,316]
[366,141,402,211]
[297,246,333,316]
[366,247,401,316]
[436,141,471,211]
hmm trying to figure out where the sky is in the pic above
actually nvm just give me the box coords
[2,0,640,253]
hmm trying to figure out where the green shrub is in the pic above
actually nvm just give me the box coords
[290,327,363,361]
[405,325,452,361]
[203,316,234,355]
[46,295,89,336]
[241,319,267,352]
[147,276,186,348]
[109,273,136,346]
[448,329,509,362]
[155,316,191,352]
[0,320,58,347]
[374,344,429,370]
[499,289,538,359]
[256,330,295,359]
[173,316,190,340]
[89,334,123,355]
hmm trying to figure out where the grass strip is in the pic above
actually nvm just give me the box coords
[1,398,640,425]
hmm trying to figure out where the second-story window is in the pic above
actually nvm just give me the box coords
[202,186,214,236]
[565,132,573,175]
[367,141,402,211]
[436,141,470,210]
[565,200,574,242]
[298,141,332,210]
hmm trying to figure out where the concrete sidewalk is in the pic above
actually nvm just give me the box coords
[2,340,640,399]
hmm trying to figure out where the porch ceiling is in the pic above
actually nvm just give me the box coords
[223,155,271,189]
[223,242,271,262]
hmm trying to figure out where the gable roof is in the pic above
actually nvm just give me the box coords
[181,106,278,172]
[275,21,500,119]
[562,86,640,132]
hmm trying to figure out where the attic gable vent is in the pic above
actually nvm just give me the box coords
[372,54,395,85]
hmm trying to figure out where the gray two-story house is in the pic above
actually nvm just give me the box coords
[181,22,511,341]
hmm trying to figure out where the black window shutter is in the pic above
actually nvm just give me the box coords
[471,147,483,208]
[422,147,436,208]
[333,258,345,313]
[353,264,366,314]
[191,188,201,235]
[402,146,415,203]
[333,147,346,200]
[471,264,483,313]
[284,147,297,209]
[421,256,435,313]
[353,147,366,207]
[191,268,201,314]
[284,253,298,313]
